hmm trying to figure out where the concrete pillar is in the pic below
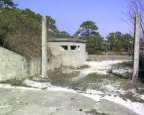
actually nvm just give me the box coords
[41,16,48,78]
[132,15,141,82]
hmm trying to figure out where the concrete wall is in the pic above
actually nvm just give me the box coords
[0,47,29,81]
[0,41,87,80]
[47,42,87,70]
[29,58,41,77]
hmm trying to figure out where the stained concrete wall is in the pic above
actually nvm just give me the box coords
[29,58,41,77]
[47,42,87,70]
[0,47,29,81]
[0,41,87,80]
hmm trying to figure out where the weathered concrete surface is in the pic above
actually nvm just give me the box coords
[0,47,28,81]
[0,87,138,115]
[0,47,42,80]
[48,41,87,70]
[0,40,88,81]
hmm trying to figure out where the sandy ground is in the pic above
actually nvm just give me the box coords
[88,55,132,61]
[0,87,95,115]
[73,60,131,81]
[0,86,139,115]
[0,58,144,115]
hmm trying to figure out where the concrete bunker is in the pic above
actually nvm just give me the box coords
[0,38,87,81]
[47,38,87,70]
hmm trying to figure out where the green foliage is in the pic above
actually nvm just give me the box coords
[46,16,59,32]
[0,7,70,58]
[0,8,42,58]
[80,33,103,54]
[80,21,98,30]
[48,30,71,38]
[76,21,133,54]
[106,32,133,53]
[0,0,133,56]
[0,0,16,8]
[76,20,103,54]
[75,20,98,37]
[57,31,71,38]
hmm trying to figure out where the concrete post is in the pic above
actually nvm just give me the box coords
[132,15,141,82]
[41,16,48,78]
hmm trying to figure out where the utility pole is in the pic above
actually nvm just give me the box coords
[132,15,141,82]
[41,16,48,78]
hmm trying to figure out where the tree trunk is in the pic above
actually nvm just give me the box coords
[132,15,141,82]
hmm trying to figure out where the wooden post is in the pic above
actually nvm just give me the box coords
[132,15,141,82]
[41,16,48,78]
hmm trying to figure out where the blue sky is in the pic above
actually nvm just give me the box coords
[14,0,130,37]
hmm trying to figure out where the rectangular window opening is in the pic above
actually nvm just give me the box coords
[71,45,77,50]
[61,45,68,50]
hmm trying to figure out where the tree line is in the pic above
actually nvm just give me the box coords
[0,0,134,55]
[75,21,133,54]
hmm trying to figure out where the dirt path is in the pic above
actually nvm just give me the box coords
[0,59,143,115]
[73,60,128,81]
[0,87,138,115]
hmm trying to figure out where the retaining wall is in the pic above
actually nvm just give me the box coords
[0,47,28,81]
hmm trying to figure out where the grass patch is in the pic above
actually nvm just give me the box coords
[115,61,133,68]
[122,81,144,90]
[0,78,24,86]
[111,61,133,70]
[70,73,108,91]
[119,81,144,102]
[136,88,144,95]
[47,69,80,87]
[79,73,137,92]
[85,73,127,82]
[120,92,144,103]
[69,73,123,91]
